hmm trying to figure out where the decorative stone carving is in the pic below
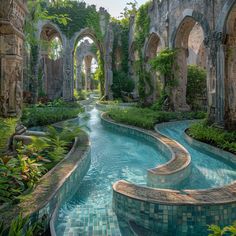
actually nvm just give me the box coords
[0,0,27,117]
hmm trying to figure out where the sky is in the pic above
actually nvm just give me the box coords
[83,0,148,18]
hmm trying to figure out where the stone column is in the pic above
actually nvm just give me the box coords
[204,31,226,126]
[104,23,114,99]
[84,55,92,91]
[0,0,27,117]
[76,63,83,91]
[172,48,190,111]
[62,39,73,100]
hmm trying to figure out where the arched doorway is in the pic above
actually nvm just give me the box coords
[174,16,207,111]
[144,32,163,103]
[224,2,236,129]
[39,23,64,101]
[75,39,98,93]
[71,29,104,98]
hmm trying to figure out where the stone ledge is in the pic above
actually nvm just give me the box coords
[101,113,191,188]
[113,180,236,205]
[0,130,91,232]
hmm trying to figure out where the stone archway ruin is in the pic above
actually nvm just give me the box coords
[39,23,64,100]
[224,2,236,129]
[173,16,207,111]
[144,32,164,103]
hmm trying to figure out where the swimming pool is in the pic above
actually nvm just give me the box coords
[53,107,236,236]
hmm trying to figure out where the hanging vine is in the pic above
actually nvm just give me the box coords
[133,1,152,104]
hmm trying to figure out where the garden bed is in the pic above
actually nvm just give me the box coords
[107,107,206,130]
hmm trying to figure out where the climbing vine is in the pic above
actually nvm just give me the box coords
[111,18,134,98]
[47,2,109,40]
[149,48,179,110]
[133,1,152,104]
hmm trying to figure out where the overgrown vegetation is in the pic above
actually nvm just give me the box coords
[150,48,179,110]
[186,65,207,111]
[21,99,83,127]
[133,2,152,104]
[208,221,236,236]
[0,125,81,205]
[187,121,236,154]
[107,107,206,130]
[0,118,18,155]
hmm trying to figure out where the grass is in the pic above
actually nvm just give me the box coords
[107,107,206,130]
[187,121,236,154]
[0,118,18,155]
[21,104,83,127]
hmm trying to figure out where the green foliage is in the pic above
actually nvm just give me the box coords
[150,48,179,89]
[134,2,152,102]
[187,65,207,110]
[188,121,236,154]
[107,107,206,130]
[21,103,83,127]
[45,125,81,162]
[208,221,236,236]
[47,1,108,39]
[150,91,168,111]
[0,214,41,236]
[112,71,135,98]
[94,52,105,96]
[0,118,18,155]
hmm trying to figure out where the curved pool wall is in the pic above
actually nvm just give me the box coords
[52,109,236,235]
[112,120,236,236]
[52,108,168,236]
[101,113,192,189]
[0,131,91,232]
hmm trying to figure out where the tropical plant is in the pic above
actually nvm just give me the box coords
[208,221,236,236]
[0,157,25,204]
[187,64,207,110]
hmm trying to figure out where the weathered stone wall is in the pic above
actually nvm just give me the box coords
[129,0,236,128]
[0,0,27,117]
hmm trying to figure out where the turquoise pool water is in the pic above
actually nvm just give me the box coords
[54,107,236,236]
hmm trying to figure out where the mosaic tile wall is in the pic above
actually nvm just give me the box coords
[29,139,91,233]
[113,191,236,236]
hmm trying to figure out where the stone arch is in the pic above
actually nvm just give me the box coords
[38,21,65,100]
[172,13,208,111]
[70,28,105,97]
[75,43,98,92]
[216,0,236,33]
[223,2,236,129]
[144,32,164,102]
[171,9,210,48]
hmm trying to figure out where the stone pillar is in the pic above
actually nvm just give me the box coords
[76,63,83,91]
[204,31,226,126]
[172,48,190,111]
[104,23,114,99]
[0,0,27,117]
[63,40,73,100]
[84,55,92,91]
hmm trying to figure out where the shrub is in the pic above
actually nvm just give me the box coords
[112,71,135,98]
[21,106,83,127]
[188,121,236,154]
[107,107,206,130]
[187,65,207,111]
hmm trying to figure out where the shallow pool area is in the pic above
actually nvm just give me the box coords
[53,107,236,236]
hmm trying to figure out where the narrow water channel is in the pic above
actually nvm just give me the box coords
[54,107,236,236]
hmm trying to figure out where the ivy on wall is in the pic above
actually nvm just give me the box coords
[47,2,109,40]
[133,1,152,104]
[111,18,134,98]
